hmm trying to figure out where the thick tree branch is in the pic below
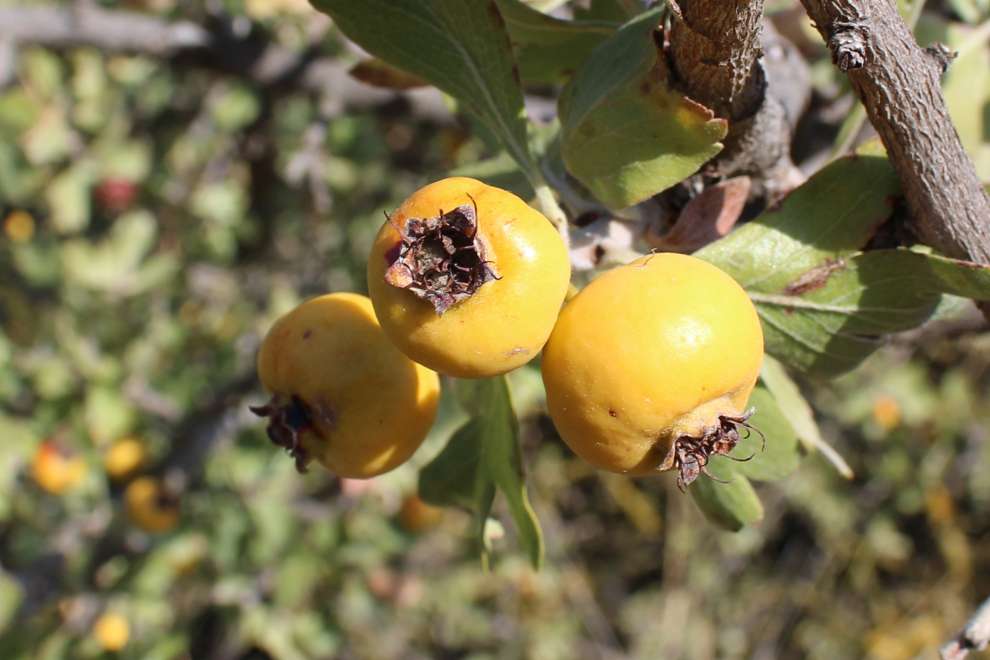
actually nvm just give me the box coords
[668,0,766,120]
[666,0,806,197]
[0,5,449,120]
[800,0,990,264]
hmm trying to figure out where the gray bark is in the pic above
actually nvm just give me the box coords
[800,0,990,264]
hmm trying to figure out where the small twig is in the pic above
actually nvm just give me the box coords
[533,181,570,251]
[941,595,990,660]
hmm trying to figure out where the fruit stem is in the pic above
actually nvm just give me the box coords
[533,181,570,252]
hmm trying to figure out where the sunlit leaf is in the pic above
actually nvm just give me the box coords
[689,458,764,531]
[730,385,800,482]
[558,7,726,209]
[312,0,542,182]
[420,376,543,568]
[495,0,618,84]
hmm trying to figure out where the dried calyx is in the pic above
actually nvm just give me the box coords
[249,395,312,473]
[384,201,498,314]
[662,410,764,491]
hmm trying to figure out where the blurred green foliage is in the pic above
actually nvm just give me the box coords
[0,0,989,658]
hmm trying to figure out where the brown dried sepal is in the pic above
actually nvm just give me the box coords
[383,201,498,315]
[661,410,764,491]
[249,395,314,473]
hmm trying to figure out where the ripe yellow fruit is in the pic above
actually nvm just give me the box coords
[541,253,764,488]
[254,293,439,477]
[103,437,147,481]
[368,177,570,378]
[32,442,86,495]
[92,612,129,652]
[3,209,34,243]
[125,476,179,533]
[872,394,901,431]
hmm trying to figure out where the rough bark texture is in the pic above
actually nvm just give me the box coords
[666,0,805,197]
[800,0,990,265]
[668,0,766,120]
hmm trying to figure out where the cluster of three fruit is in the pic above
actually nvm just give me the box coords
[255,178,764,488]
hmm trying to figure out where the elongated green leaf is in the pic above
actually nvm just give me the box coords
[419,377,543,568]
[419,419,494,512]
[689,459,764,532]
[700,148,990,376]
[759,357,820,450]
[760,356,854,478]
[696,153,902,292]
[313,0,539,180]
[558,8,726,209]
[730,385,800,482]
[477,377,544,569]
[495,0,618,84]
[750,250,990,375]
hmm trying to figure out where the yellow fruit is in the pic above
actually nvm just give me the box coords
[3,210,34,243]
[872,394,901,431]
[368,177,570,378]
[103,437,147,481]
[93,612,129,652]
[541,253,764,487]
[125,476,179,533]
[32,441,86,495]
[254,293,439,478]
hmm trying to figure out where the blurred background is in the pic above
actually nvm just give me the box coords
[1,0,989,658]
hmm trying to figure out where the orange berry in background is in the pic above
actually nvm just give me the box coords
[872,395,902,432]
[32,441,87,495]
[92,612,129,652]
[3,209,35,243]
[103,437,147,481]
[124,476,180,533]
[368,177,570,378]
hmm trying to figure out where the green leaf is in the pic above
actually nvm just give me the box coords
[730,385,800,482]
[750,250,990,376]
[696,153,964,376]
[419,376,544,568]
[46,163,93,234]
[495,0,618,85]
[940,21,990,179]
[760,355,854,478]
[475,377,544,569]
[558,8,727,209]
[696,153,902,292]
[419,418,496,513]
[0,570,24,634]
[312,0,540,182]
[688,459,764,532]
[62,210,159,294]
